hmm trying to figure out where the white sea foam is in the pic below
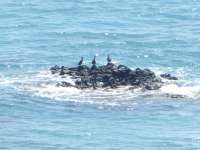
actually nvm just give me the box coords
[160,84,200,98]
[0,68,200,105]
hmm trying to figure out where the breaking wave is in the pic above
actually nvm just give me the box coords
[0,67,200,106]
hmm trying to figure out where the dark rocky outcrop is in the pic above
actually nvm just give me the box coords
[160,73,178,80]
[50,62,178,90]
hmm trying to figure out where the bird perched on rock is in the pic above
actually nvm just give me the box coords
[107,55,111,64]
[91,56,97,72]
[92,56,96,65]
[78,57,84,66]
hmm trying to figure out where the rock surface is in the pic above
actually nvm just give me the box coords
[50,63,178,90]
[160,73,178,80]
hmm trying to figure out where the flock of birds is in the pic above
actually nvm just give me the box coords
[78,55,112,66]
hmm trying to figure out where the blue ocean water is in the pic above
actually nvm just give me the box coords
[1,0,200,149]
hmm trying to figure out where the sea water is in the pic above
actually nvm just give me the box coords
[0,0,200,149]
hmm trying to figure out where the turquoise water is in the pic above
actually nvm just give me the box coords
[1,0,200,149]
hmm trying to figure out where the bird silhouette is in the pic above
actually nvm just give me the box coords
[78,57,83,65]
[107,55,111,63]
[92,56,96,65]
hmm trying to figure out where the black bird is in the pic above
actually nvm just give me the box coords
[92,56,96,65]
[107,55,111,63]
[78,57,83,66]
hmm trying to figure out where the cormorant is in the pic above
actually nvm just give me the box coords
[78,57,83,66]
[91,56,97,73]
[92,56,96,65]
[107,55,111,63]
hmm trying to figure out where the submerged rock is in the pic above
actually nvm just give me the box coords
[56,81,73,87]
[50,59,178,90]
[160,73,178,80]
[50,65,60,74]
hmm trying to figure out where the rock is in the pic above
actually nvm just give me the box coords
[112,65,131,79]
[50,59,178,91]
[56,81,73,87]
[144,82,162,90]
[160,73,178,80]
[60,66,65,75]
[75,77,91,89]
[165,94,186,98]
[50,65,60,74]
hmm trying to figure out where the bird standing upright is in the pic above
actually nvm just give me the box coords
[92,56,96,65]
[107,55,111,64]
[78,57,83,66]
